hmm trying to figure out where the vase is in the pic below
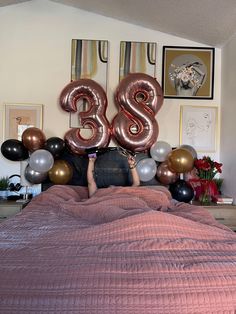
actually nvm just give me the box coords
[199,179,218,205]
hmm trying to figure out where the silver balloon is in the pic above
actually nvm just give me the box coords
[150,140,172,162]
[180,144,197,159]
[136,158,157,182]
[29,149,54,173]
[24,164,48,184]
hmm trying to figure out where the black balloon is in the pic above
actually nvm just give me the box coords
[1,139,29,161]
[169,179,194,203]
[44,137,65,158]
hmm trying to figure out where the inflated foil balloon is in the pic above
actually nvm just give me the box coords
[167,148,194,173]
[22,127,46,152]
[24,164,48,184]
[112,73,164,152]
[180,144,197,159]
[136,158,157,182]
[29,149,54,173]
[150,141,172,162]
[169,179,194,203]
[1,139,29,161]
[156,161,179,185]
[59,79,111,154]
[48,160,73,185]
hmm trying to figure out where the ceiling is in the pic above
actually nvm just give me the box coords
[2,0,236,47]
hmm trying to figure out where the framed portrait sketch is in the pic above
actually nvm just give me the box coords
[119,41,157,81]
[4,103,43,140]
[162,46,215,99]
[70,39,109,128]
[180,105,218,152]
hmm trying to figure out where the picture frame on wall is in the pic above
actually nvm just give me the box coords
[4,103,43,140]
[179,105,218,152]
[119,41,157,81]
[70,39,109,128]
[162,46,215,99]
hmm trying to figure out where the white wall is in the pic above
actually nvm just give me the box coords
[0,0,221,177]
[221,34,236,200]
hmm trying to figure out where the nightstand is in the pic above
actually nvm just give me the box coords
[203,203,236,230]
[0,200,29,221]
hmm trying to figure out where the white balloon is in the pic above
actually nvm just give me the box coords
[180,144,197,159]
[150,141,172,162]
[136,158,157,182]
[29,149,54,173]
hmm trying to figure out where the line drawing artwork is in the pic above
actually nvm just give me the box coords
[181,106,217,152]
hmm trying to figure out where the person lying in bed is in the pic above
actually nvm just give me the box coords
[87,154,140,197]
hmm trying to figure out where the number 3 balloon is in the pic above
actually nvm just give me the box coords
[59,79,111,155]
[112,73,164,152]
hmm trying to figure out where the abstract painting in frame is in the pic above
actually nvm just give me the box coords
[119,41,157,81]
[70,39,109,128]
[4,103,43,140]
[180,105,218,152]
[162,46,215,99]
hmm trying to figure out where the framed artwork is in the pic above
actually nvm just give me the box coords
[70,39,109,128]
[162,46,215,99]
[180,105,218,152]
[119,41,157,81]
[4,103,43,140]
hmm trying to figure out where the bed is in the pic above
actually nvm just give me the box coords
[0,150,236,313]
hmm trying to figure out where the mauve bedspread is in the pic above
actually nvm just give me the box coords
[0,185,236,314]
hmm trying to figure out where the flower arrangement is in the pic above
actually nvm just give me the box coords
[194,156,222,180]
[170,62,203,89]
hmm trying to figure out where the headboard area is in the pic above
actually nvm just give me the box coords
[42,147,161,191]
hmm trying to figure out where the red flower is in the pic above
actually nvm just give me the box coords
[214,161,222,173]
[194,156,223,180]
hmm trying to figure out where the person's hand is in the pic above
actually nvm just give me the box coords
[127,156,136,169]
[88,155,97,163]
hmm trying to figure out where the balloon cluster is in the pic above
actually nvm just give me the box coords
[136,141,197,203]
[1,128,73,185]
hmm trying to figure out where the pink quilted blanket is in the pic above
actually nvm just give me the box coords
[0,185,236,313]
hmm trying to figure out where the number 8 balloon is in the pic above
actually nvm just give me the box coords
[112,73,164,152]
[59,79,111,155]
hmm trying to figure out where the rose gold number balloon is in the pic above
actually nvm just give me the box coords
[60,79,111,154]
[112,73,163,152]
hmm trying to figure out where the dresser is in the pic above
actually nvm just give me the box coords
[202,203,236,231]
[0,200,29,221]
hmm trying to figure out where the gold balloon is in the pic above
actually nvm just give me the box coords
[167,148,194,173]
[156,161,179,185]
[48,160,73,185]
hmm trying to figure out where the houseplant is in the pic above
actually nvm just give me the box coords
[0,176,9,200]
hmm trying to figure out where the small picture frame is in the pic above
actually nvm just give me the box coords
[162,46,215,99]
[180,105,218,152]
[119,41,157,81]
[3,103,43,140]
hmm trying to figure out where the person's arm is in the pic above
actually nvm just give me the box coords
[87,156,98,197]
[127,156,140,187]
